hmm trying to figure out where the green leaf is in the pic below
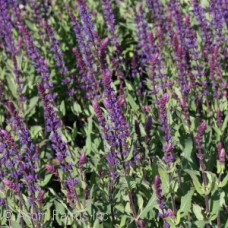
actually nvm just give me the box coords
[158,164,169,194]
[115,205,125,213]
[209,192,220,221]
[20,212,33,227]
[125,202,131,215]
[179,189,194,218]
[182,138,193,162]
[40,174,52,187]
[219,191,225,207]
[43,202,53,223]
[194,220,206,228]
[185,170,204,195]
[205,171,217,194]
[138,193,156,219]
[30,125,42,138]
[137,194,144,212]
[7,75,17,98]
[219,173,228,188]
[92,219,102,228]
[192,204,204,220]
[60,100,66,116]
[127,93,139,112]
[71,102,82,115]
[24,96,39,117]
[11,221,22,228]
[222,111,228,132]
[85,117,93,154]
[54,201,66,214]
[120,215,128,227]
[201,0,209,7]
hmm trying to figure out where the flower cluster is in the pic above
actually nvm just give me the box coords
[70,12,98,98]
[102,71,129,158]
[37,83,79,206]
[101,0,120,53]
[3,102,41,205]
[44,21,75,95]
[157,94,174,163]
[196,121,207,156]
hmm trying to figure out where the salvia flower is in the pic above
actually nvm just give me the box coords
[19,24,53,91]
[134,4,153,64]
[102,70,130,157]
[70,13,98,98]
[172,34,189,97]
[101,0,121,53]
[5,102,38,170]
[169,0,185,45]
[100,37,109,71]
[209,0,225,47]
[37,83,68,164]
[0,1,24,103]
[218,0,228,27]
[219,149,225,164]
[191,0,212,55]
[3,179,20,193]
[217,143,225,164]
[44,21,74,94]
[145,115,152,144]
[0,0,16,53]
[93,100,118,174]
[184,15,205,98]
[196,121,207,154]
[146,0,165,29]
[45,164,59,177]
[154,175,165,210]
[209,46,226,100]
[79,153,87,168]
[77,0,100,54]
[0,126,41,206]
[179,98,190,127]
[157,94,175,163]
[154,176,173,227]
[38,83,79,206]
[0,129,22,179]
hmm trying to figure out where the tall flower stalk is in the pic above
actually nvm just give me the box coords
[37,83,81,209]
[195,121,210,228]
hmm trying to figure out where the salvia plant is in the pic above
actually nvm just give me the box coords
[0,0,227,227]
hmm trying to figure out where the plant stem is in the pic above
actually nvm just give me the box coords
[119,140,140,227]
[168,172,176,215]
[199,160,210,228]
[109,179,116,226]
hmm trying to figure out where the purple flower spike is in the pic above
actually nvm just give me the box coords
[101,0,121,53]
[217,143,225,164]
[154,175,165,210]
[19,24,53,91]
[191,0,212,54]
[3,179,20,193]
[157,94,175,163]
[134,4,153,64]
[196,121,207,154]
[0,0,16,53]
[146,0,165,29]
[209,0,226,48]
[44,21,74,94]
[102,70,130,157]
[79,153,87,168]
[45,164,59,177]
[70,13,98,98]
[219,149,225,164]
[78,0,100,53]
